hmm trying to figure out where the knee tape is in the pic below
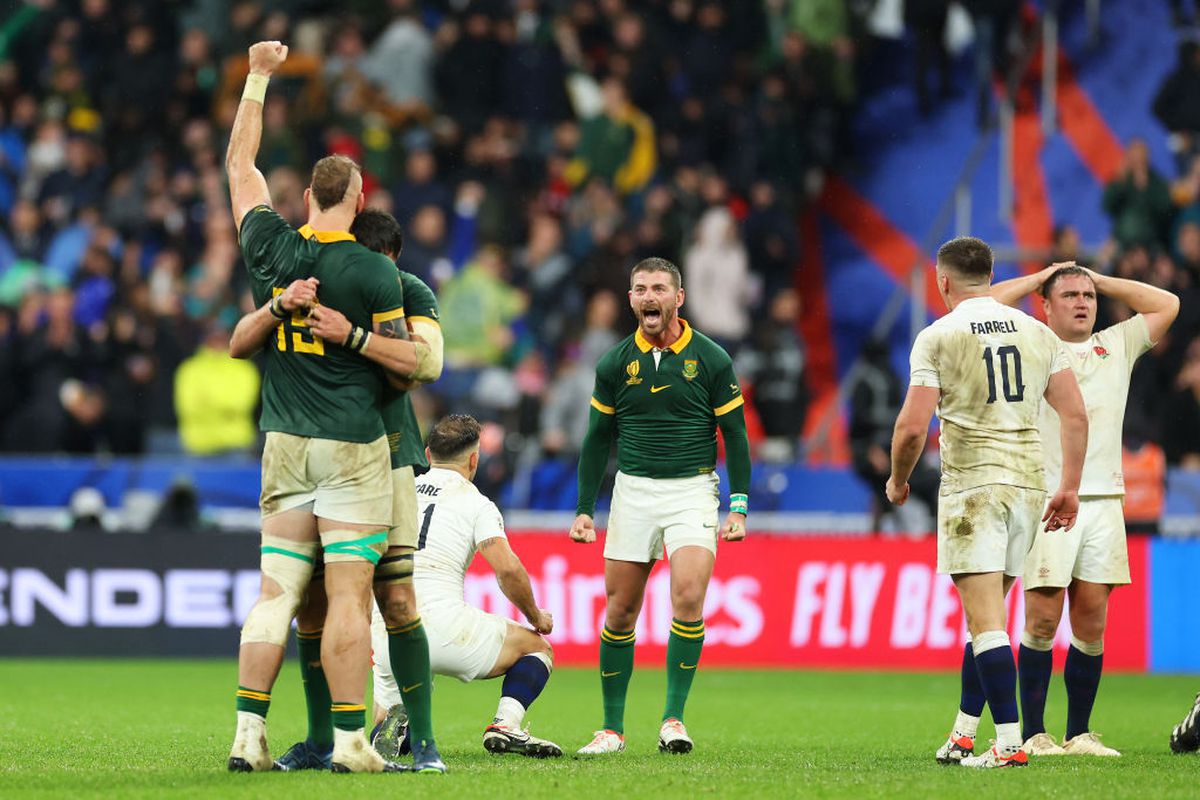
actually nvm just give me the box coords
[1020,630,1055,652]
[530,650,553,672]
[972,630,1010,655]
[241,536,317,646]
[1070,635,1104,656]
[374,548,414,585]
[321,529,387,564]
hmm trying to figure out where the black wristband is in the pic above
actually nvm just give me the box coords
[345,325,369,352]
[268,294,288,320]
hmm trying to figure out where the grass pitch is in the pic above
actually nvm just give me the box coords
[0,660,1197,798]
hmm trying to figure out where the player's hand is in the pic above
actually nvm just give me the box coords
[1043,488,1079,532]
[530,609,554,635]
[306,305,352,345]
[248,41,288,76]
[569,514,596,543]
[719,511,746,542]
[279,278,318,313]
[885,476,910,505]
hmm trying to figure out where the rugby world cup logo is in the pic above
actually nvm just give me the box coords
[626,360,643,385]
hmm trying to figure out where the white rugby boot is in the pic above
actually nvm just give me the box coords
[935,733,974,765]
[483,722,563,757]
[961,741,1029,769]
[1063,732,1121,756]
[658,718,694,754]
[576,729,625,755]
[1021,732,1067,756]
[228,712,274,772]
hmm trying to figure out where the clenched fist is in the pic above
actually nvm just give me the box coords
[248,41,288,76]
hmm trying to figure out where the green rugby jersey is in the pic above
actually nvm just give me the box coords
[590,320,744,478]
[381,271,440,469]
[240,205,405,443]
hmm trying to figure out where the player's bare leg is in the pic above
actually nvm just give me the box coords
[1018,586,1067,755]
[659,545,715,754]
[953,573,1027,768]
[578,559,653,755]
[229,507,318,772]
[483,625,561,757]
[1061,580,1119,755]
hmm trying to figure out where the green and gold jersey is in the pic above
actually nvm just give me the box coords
[590,319,743,479]
[381,271,440,469]
[240,205,405,443]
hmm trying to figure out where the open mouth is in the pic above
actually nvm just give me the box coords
[642,307,662,325]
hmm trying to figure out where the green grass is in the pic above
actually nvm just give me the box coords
[0,660,1197,798]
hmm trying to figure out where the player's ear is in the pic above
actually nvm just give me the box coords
[302,187,311,215]
[424,446,432,463]
[356,190,366,214]
[676,286,685,308]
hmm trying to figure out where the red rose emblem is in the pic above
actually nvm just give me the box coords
[1093,346,1109,359]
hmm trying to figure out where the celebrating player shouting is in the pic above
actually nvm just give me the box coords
[887,237,1088,768]
[570,257,752,755]
[992,263,1178,756]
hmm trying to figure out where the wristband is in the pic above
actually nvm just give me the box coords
[268,294,288,320]
[242,73,269,104]
[730,493,748,516]
[345,325,370,353]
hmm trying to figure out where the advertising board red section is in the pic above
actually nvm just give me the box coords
[472,534,1148,670]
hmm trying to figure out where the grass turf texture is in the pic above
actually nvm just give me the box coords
[0,660,1197,798]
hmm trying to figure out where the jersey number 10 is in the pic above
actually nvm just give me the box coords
[982,345,1025,403]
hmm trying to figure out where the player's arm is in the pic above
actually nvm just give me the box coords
[713,364,750,541]
[1083,267,1180,343]
[886,386,938,505]
[478,537,552,634]
[226,41,287,231]
[306,303,421,385]
[990,263,1061,307]
[1042,364,1088,532]
[229,278,319,358]
[405,317,444,384]
[569,401,616,544]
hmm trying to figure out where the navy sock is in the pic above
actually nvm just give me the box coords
[501,655,551,709]
[1018,644,1053,741]
[959,643,986,717]
[974,644,1019,725]
[1064,645,1103,740]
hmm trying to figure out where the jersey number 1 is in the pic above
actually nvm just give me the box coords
[417,505,434,550]
[982,345,1024,403]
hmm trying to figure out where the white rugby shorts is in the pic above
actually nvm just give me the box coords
[603,471,720,563]
[936,484,1046,577]
[1024,495,1130,589]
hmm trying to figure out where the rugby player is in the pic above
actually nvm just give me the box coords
[226,41,423,773]
[370,415,562,759]
[887,237,1088,768]
[991,263,1178,756]
[1170,693,1200,753]
[570,257,752,755]
[230,209,446,771]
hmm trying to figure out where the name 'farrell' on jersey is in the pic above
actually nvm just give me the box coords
[240,206,405,444]
[909,296,1071,495]
[590,320,744,479]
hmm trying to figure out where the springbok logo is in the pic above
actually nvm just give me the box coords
[626,360,643,385]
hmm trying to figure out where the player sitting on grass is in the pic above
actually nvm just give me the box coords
[371,414,562,759]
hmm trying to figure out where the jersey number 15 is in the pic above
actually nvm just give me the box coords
[272,288,325,356]
[982,345,1024,403]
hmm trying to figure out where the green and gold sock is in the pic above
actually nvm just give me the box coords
[331,702,366,732]
[297,629,333,750]
[663,618,705,722]
[235,685,270,719]
[389,618,435,747]
[599,626,636,734]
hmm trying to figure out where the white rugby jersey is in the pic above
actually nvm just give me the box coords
[909,296,1071,494]
[412,467,506,604]
[1039,314,1152,497]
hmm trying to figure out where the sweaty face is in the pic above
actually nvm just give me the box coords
[629,270,682,338]
[1043,274,1097,342]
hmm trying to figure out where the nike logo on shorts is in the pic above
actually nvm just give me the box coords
[650,385,671,393]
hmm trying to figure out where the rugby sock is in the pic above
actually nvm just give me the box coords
[331,702,366,732]
[389,618,435,747]
[663,619,705,722]
[972,630,1021,752]
[296,629,333,750]
[235,686,270,720]
[1065,637,1104,740]
[599,626,636,734]
[496,652,552,728]
[1018,631,1055,741]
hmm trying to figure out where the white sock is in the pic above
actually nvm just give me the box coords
[953,710,980,740]
[494,696,527,729]
[333,727,365,752]
[995,722,1022,753]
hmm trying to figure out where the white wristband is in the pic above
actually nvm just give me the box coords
[242,73,269,104]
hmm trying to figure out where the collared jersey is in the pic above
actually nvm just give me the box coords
[240,206,405,443]
[381,272,440,469]
[909,296,1071,494]
[591,319,743,479]
[1039,314,1152,497]
[412,467,506,605]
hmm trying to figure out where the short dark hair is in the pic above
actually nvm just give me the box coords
[1040,265,1095,298]
[309,155,361,211]
[936,236,993,280]
[349,209,404,259]
[427,414,481,462]
[630,257,681,290]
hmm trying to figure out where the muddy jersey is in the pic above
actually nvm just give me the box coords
[412,468,506,604]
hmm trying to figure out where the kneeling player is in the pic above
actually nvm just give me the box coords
[371,415,562,758]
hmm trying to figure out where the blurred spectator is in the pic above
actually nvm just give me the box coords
[683,206,754,350]
[736,289,808,462]
[1153,41,1200,173]
[565,77,656,195]
[151,479,211,533]
[963,0,1020,126]
[173,323,259,456]
[1103,139,1173,249]
[362,4,435,111]
[439,245,528,369]
[1123,432,1166,535]
[1166,338,1200,468]
[68,486,107,532]
[905,0,952,116]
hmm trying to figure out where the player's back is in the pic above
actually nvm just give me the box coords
[413,467,506,606]
[910,296,1068,494]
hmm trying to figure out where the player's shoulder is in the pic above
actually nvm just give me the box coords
[240,204,291,234]
[597,334,636,371]
[686,324,733,365]
[399,271,439,318]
